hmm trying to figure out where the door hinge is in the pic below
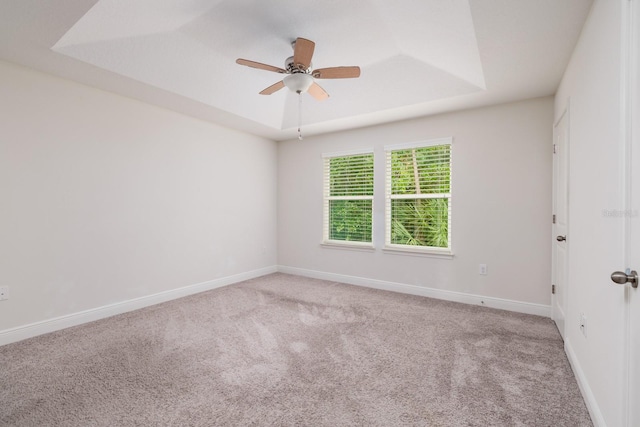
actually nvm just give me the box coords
[553,144,557,154]
[552,284,556,294]
[552,214,556,224]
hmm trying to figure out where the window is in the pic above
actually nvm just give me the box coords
[323,150,374,246]
[385,138,452,253]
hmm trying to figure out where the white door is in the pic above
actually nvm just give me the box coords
[626,1,640,424]
[552,109,569,339]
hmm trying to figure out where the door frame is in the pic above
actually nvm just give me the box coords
[552,104,570,339]
[622,0,638,424]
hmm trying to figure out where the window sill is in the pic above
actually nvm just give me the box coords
[382,246,454,259]
[321,241,375,252]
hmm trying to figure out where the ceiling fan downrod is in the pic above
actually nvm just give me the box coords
[298,92,303,141]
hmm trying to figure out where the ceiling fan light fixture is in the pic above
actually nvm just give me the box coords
[284,73,313,94]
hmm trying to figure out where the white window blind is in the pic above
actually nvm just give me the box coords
[323,151,374,244]
[385,140,451,251]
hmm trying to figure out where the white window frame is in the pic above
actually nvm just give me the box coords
[384,138,453,257]
[322,148,375,249]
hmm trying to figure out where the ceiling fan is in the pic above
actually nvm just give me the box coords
[236,37,361,101]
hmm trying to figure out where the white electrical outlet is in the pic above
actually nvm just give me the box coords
[579,313,587,337]
[479,264,488,275]
[0,286,9,301]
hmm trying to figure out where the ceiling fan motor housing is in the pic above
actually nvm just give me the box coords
[285,56,311,74]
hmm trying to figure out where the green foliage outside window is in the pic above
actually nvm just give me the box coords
[328,154,373,242]
[329,200,372,242]
[390,145,451,248]
[390,198,449,247]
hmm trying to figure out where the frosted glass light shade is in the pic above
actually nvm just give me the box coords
[284,73,313,94]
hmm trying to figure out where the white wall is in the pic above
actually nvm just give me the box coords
[554,0,626,425]
[278,97,553,308]
[0,60,278,332]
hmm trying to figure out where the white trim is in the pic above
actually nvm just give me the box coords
[320,242,375,251]
[384,137,453,152]
[621,1,636,425]
[322,147,374,158]
[551,102,570,340]
[554,103,569,128]
[0,266,277,347]
[565,340,607,427]
[382,246,454,259]
[277,265,551,317]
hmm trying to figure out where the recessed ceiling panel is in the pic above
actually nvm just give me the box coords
[54,0,222,47]
[55,32,286,128]
[372,0,486,89]
[50,0,491,131]
[281,54,483,130]
[0,0,593,139]
[178,0,399,69]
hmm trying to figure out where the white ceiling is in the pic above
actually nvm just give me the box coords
[0,0,592,141]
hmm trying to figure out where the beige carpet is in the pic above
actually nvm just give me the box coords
[1,273,592,426]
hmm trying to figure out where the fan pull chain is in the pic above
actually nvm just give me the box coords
[297,92,303,141]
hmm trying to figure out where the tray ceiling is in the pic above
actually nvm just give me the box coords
[0,0,592,140]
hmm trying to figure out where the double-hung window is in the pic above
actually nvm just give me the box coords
[323,150,374,246]
[385,138,452,253]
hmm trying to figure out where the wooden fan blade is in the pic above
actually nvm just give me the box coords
[236,59,286,74]
[308,82,329,101]
[293,38,315,70]
[259,81,285,95]
[312,66,361,79]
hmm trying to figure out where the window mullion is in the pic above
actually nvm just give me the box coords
[389,193,451,200]
[327,195,374,201]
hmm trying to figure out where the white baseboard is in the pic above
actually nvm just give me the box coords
[565,340,606,427]
[1,265,551,347]
[277,265,552,317]
[0,266,277,347]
